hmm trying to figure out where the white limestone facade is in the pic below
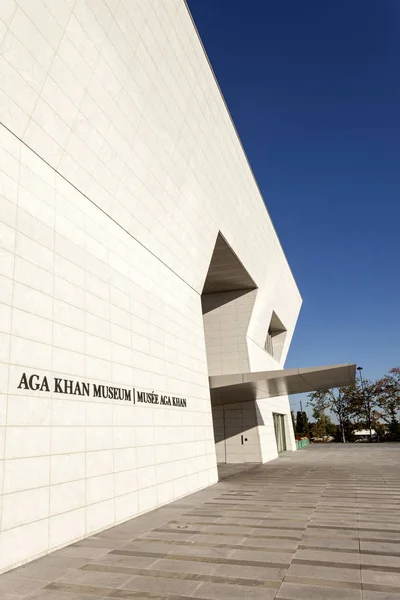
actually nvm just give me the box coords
[0,0,302,573]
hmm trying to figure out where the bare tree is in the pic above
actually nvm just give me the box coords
[308,368,400,443]
[375,367,400,438]
[308,386,355,443]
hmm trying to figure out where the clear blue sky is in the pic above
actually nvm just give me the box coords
[187,0,400,414]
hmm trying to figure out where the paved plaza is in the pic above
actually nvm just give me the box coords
[1,444,400,599]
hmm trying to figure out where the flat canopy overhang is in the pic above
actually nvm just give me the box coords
[209,363,356,405]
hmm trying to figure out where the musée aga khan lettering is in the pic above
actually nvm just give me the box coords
[0,0,355,573]
[17,372,187,406]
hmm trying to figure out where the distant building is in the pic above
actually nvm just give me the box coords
[354,429,377,441]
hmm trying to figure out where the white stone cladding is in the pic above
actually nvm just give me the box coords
[202,290,258,376]
[0,0,302,573]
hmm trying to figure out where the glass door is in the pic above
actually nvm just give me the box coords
[273,413,287,453]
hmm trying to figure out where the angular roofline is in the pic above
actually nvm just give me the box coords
[183,1,302,302]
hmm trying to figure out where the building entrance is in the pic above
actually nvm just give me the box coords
[211,403,262,464]
[273,413,287,453]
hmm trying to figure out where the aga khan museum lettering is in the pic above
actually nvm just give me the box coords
[17,373,188,408]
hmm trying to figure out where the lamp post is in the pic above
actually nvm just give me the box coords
[357,366,373,443]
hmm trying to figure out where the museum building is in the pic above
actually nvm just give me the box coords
[0,0,355,572]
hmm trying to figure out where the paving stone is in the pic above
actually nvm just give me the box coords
[307,525,359,537]
[293,549,361,565]
[276,582,362,599]
[310,518,359,527]
[193,581,277,599]
[359,531,400,541]
[229,549,293,564]
[168,545,234,559]
[190,534,246,545]
[240,537,299,550]
[361,554,400,569]
[56,569,134,587]
[362,569,400,586]
[252,529,305,539]
[0,578,48,595]
[287,563,361,583]
[141,531,196,542]
[300,537,360,551]
[25,593,107,600]
[70,539,117,550]
[359,522,400,532]
[363,591,400,599]
[43,582,125,596]
[214,562,286,582]
[260,519,308,529]
[360,517,400,525]
[268,512,313,520]
[215,517,264,526]
[121,574,199,595]
[203,524,256,535]
[149,558,218,575]
[6,556,88,582]
[92,554,160,568]
[177,515,222,524]
[51,547,110,560]
[361,541,400,555]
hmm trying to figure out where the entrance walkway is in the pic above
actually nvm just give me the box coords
[217,462,258,481]
[1,445,400,599]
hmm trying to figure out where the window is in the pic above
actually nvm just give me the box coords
[265,330,274,355]
[264,312,287,361]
